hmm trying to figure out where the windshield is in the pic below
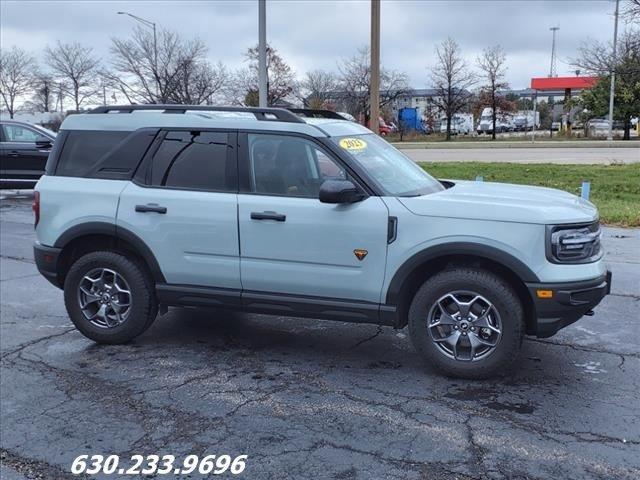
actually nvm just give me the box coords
[333,134,444,197]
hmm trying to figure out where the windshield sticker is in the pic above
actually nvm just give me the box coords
[339,138,367,151]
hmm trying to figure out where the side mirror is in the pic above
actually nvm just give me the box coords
[35,136,53,149]
[319,180,365,204]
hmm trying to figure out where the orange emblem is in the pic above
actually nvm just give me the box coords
[354,249,368,261]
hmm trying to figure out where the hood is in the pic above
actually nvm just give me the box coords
[398,180,598,225]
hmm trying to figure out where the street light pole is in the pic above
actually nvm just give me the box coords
[549,27,559,78]
[370,0,380,134]
[258,0,268,107]
[117,11,158,101]
[607,0,620,142]
[152,23,158,75]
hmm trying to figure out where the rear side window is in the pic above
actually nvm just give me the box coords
[149,131,235,192]
[56,131,129,177]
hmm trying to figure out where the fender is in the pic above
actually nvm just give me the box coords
[53,221,165,283]
[385,242,540,305]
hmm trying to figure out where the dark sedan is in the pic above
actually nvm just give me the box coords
[1,120,56,188]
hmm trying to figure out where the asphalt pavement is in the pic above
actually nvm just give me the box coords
[1,191,639,479]
[400,147,640,164]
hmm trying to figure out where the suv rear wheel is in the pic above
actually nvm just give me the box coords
[408,267,524,379]
[64,251,158,344]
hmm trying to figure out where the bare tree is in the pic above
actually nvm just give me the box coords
[471,90,516,130]
[301,70,338,109]
[231,44,296,106]
[338,46,409,124]
[30,72,55,112]
[477,45,508,140]
[45,41,100,111]
[171,61,228,105]
[623,0,640,22]
[111,26,218,105]
[0,46,37,118]
[573,30,639,76]
[430,38,476,140]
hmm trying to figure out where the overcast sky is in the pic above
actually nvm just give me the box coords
[0,0,623,89]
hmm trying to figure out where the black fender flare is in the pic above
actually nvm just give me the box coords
[385,242,540,305]
[53,221,165,283]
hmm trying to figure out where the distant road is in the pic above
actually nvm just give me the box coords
[400,147,640,164]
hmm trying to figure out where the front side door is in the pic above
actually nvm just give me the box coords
[0,123,50,180]
[117,130,240,290]
[237,133,389,304]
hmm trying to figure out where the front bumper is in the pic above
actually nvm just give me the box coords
[34,242,63,288]
[526,271,611,338]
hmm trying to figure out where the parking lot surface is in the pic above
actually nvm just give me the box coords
[1,191,639,479]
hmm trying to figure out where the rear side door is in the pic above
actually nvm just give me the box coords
[0,123,50,180]
[117,130,240,292]
[237,132,389,305]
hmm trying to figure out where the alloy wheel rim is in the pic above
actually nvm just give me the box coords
[77,268,132,328]
[427,290,502,362]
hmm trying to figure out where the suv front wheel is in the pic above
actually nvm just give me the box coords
[408,267,525,379]
[64,251,158,344]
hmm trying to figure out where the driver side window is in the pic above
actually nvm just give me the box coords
[248,133,346,198]
[2,124,40,143]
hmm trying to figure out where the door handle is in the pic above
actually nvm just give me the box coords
[9,151,20,157]
[250,211,286,222]
[135,204,167,214]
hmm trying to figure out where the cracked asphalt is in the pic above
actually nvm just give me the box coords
[1,190,639,480]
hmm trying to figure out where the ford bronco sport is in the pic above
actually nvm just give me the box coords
[33,105,611,378]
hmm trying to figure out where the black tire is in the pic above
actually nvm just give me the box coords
[408,267,524,379]
[64,251,158,344]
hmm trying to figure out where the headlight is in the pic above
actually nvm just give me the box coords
[547,222,602,263]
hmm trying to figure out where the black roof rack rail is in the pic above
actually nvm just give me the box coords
[288,108,346,120]
[88,105,305,123]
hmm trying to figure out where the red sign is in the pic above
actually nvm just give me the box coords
[531,76,598,90]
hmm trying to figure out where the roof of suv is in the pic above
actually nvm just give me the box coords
[59,105,371,138]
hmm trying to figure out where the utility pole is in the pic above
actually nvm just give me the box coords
[607,0,620,142]
[370,0,380,134]
[258,0,268,107]
[549,27,559,77]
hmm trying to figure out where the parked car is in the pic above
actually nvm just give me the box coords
[587,118,625,134]
[378,122,392,136]
[1,120,56,187]
[33,105,610,379]
[365,117,392,136]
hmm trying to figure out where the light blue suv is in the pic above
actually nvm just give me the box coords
[33,106,610,378]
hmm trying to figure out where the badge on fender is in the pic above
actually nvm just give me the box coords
[354,249,368,261]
